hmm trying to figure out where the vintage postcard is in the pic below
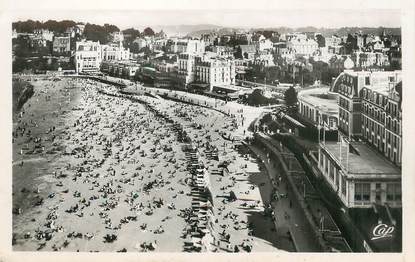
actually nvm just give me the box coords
[0,0,414,261]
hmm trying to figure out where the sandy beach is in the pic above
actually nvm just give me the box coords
[12,76,283,252]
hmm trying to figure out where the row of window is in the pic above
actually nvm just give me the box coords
[363,89,387,106]
[339,96,350,110]
[363,103,385,123]
[354,183,401,202]
[320,152,346,197]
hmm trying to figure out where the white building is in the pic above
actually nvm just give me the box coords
[34,29,54,42]
[351,51,390,68]
[298,87,339,130]
[75,40,102,73]
[325,35,343,47]
[177,53,197,88]
[257,39,273,51]
[101,42,130,61]
[170,39,205,54]
[111,31,124,43]
[253,51,275,67]
[194,56,236,91]
[318,141,401,208]
[286,37,319,56]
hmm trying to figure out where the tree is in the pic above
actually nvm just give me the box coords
[12,20,42,33]
[122,28,140,41]
[284,86,298,108]
[315,34,325,47]
[84,23,111,44]
[246,89,278,106]
[345,34,358,54]
[143,27,155,36]
[234,46,243,59]
[104,23,120,34]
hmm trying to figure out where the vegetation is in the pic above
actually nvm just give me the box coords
[12,19,77,34]
[122,28,141,50]
[284,86,298,114]
[244,89,279,106]
[143,27,155,36]
[83,23,120,44]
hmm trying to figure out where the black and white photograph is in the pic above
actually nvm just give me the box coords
[1,0,415,260]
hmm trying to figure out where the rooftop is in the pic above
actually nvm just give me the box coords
[298,87,338,113]
[321,142,401,176]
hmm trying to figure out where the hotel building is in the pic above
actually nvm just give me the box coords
[316,70,402,209]
[75,40,102,73]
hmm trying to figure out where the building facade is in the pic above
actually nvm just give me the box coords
[101,42,130,61]
[334,70,402,139]
[194,57,236,91]
[318,142,401,208]
[325,35,343,47]
[361,82,402,165]
[75,40,102,73]
[52,36,71,54]
[177,53,197,89]
[170,39,205,54]
[298,88,339,130]
[352,51,390,69]
[286,38,319,56]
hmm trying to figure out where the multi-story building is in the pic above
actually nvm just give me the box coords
[332,70,402,139]
[153,39,168,51]
[316,70,403,210]
[318,141,401,208]
[75,40,102,73]
[101,42,130,61]
[238,45,256,60]
[253,51,275,67]
[156,61,176,73]
[210,46,233,58]
[256,39,273,51]
[52,36,71,55]
[325,35,343,47]
[177,52,236,91]
[298,87,339,130]
[194,57,236,91]
[286,37,319,56]
[169,39,205,54]
[351,51,390,68]
[282,33,307,42]
[177,53,197,89]
[34,29,54,42]
[201,33,216,46]
[361,81,402,165]
[101,60,139,78]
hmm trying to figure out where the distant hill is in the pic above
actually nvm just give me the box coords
[151,24,224,37]
[179,25,401,38]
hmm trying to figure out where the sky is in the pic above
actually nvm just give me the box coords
[10,9,401,30]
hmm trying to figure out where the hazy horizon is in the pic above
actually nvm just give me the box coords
[11,9,401,31]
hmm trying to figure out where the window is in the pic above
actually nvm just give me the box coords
[355,183,371,202]
[325,158,329,174]
[329,164,335,181]
[375,183,381,201]
[341,175,346,196]
[387,183,401,201]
